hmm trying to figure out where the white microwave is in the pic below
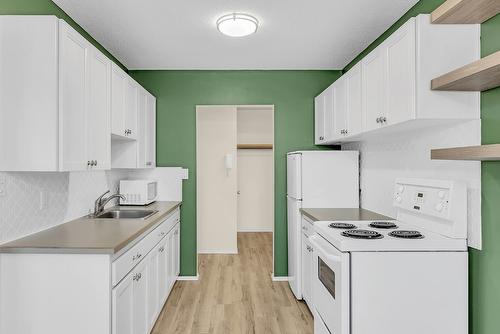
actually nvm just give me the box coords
[119,180,158,206]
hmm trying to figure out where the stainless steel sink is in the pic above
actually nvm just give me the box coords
[95,209,158,220]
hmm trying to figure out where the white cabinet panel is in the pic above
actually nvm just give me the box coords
[362,46,386,132]
[137,88,147,168]
[385,18,416,126]
[157,238,168,306]
[301,236,312,306]
[333,77,347,140]
[87,46,111,170]
[314,93,326,144]
[174,223,180,277]
[59,20,88,171]
[146,93,157,168]
[111,64,127,137]
[148,243,160,328]
[346,63,363,137]
[125,78,138,140]
[112,272,134,334]
[323,86,334,142]
[133,260,149,334]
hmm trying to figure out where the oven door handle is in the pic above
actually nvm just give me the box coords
[309,235,342,262]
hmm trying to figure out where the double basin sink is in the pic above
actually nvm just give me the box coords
[94,209,158,220]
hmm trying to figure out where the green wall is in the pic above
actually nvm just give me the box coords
[344,1,500,333]
[0,0,127,70]
[130,71,341,276]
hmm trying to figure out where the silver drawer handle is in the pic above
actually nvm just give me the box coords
[133,273,142,281]
[132,253,142,261]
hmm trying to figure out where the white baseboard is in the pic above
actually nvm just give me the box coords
[177,274,199,281]
[271,274,289,282]
[237,228,273,232]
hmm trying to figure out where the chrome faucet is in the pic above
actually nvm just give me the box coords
[92,190,125,217]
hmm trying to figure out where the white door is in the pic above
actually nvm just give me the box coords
[346,63,363,137]
[333,77,347,140]
[148,243,160,328]
[111,64,127,137]
[112,271,134,334]
[59,20,88,171]
[125,78,138,140]
[145,93,156,168]
[287,196,302,299]
[362,46,386,132]
[197,106,238,254]
[137,88,147,168]
[87,46,111,170]
[314,93,325,144]
[133,260,149,334]
[385,18,416,126]
[157,238,168,306]
[286,153,302,200]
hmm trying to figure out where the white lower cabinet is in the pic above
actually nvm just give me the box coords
[112,210,181,334]
[301,217,315,310]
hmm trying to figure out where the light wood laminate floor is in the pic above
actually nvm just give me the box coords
[152,232,314,334]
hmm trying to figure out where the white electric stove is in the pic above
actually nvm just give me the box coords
[311,178,469,334]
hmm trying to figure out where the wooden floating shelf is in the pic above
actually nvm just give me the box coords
[431,51,500,91]
[431,144,500,161]
[431,0,500,24]
[237,144,273,149]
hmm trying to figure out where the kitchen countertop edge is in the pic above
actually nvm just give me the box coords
[300,207,394,222]
[0,201,182,255]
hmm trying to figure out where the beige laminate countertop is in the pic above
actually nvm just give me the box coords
[0,201,181,255]
[300,208,393,222]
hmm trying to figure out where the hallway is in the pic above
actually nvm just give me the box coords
[152,232,313,334]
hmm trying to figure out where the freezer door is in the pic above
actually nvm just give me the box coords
[302,151,359,207]
[287,196,302,299]
[287,153,302,199]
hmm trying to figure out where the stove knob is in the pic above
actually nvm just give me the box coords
[438,190,446,199]
[435,203,444,212]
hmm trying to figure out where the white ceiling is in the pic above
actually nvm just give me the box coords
[52,0,419,70]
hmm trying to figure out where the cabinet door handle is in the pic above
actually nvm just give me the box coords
[381,117,387,123]
[319,136,324,141]
[159,246,165,252]
[159,231,165,237]
[146,162,152,166]
[376,117,380,123]
[87,161,91,166]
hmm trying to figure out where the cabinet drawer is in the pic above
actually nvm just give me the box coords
[301,216,315,237]
[112,208,181,286]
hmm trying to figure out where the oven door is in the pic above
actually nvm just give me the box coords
[309,235,350,334]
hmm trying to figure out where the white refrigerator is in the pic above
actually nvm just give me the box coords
[287,151,359,299]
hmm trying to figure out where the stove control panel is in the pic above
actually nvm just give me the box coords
[393,178,467,239]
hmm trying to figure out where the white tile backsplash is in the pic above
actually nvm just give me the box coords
[0,169,128,244]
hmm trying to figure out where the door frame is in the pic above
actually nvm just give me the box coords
[195,105,275,277]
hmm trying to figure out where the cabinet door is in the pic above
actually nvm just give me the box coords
[323,86,334,142]
[346,63,363,137]
[112,271,134,334]
[314,93,326,144]
[87,46,111,170]
[137,88,147,168]
[133,260,149,334]
[332,77,347,140]
[157,238,168,306]
[174,224,180,277]
[148,244,160,328]
[111,64,127,137]
[167,230,176,291]
[145,93,156,168]
[385,18,416,126]
[362,47,386,132]
[301,236,311,304]
[59,21,88,171]
[125,78,138,140]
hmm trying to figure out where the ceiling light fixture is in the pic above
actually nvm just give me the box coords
[216,13,259,37]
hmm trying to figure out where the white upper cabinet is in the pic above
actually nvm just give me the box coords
[112,64,138,140]
[314,92,326,144]
[315,14,480,144]
[137,88,156,169]
[0,16,155,171]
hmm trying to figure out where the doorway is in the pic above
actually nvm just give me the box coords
[196,105,274,257]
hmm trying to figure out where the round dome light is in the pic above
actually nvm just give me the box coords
[216,13,259,37]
